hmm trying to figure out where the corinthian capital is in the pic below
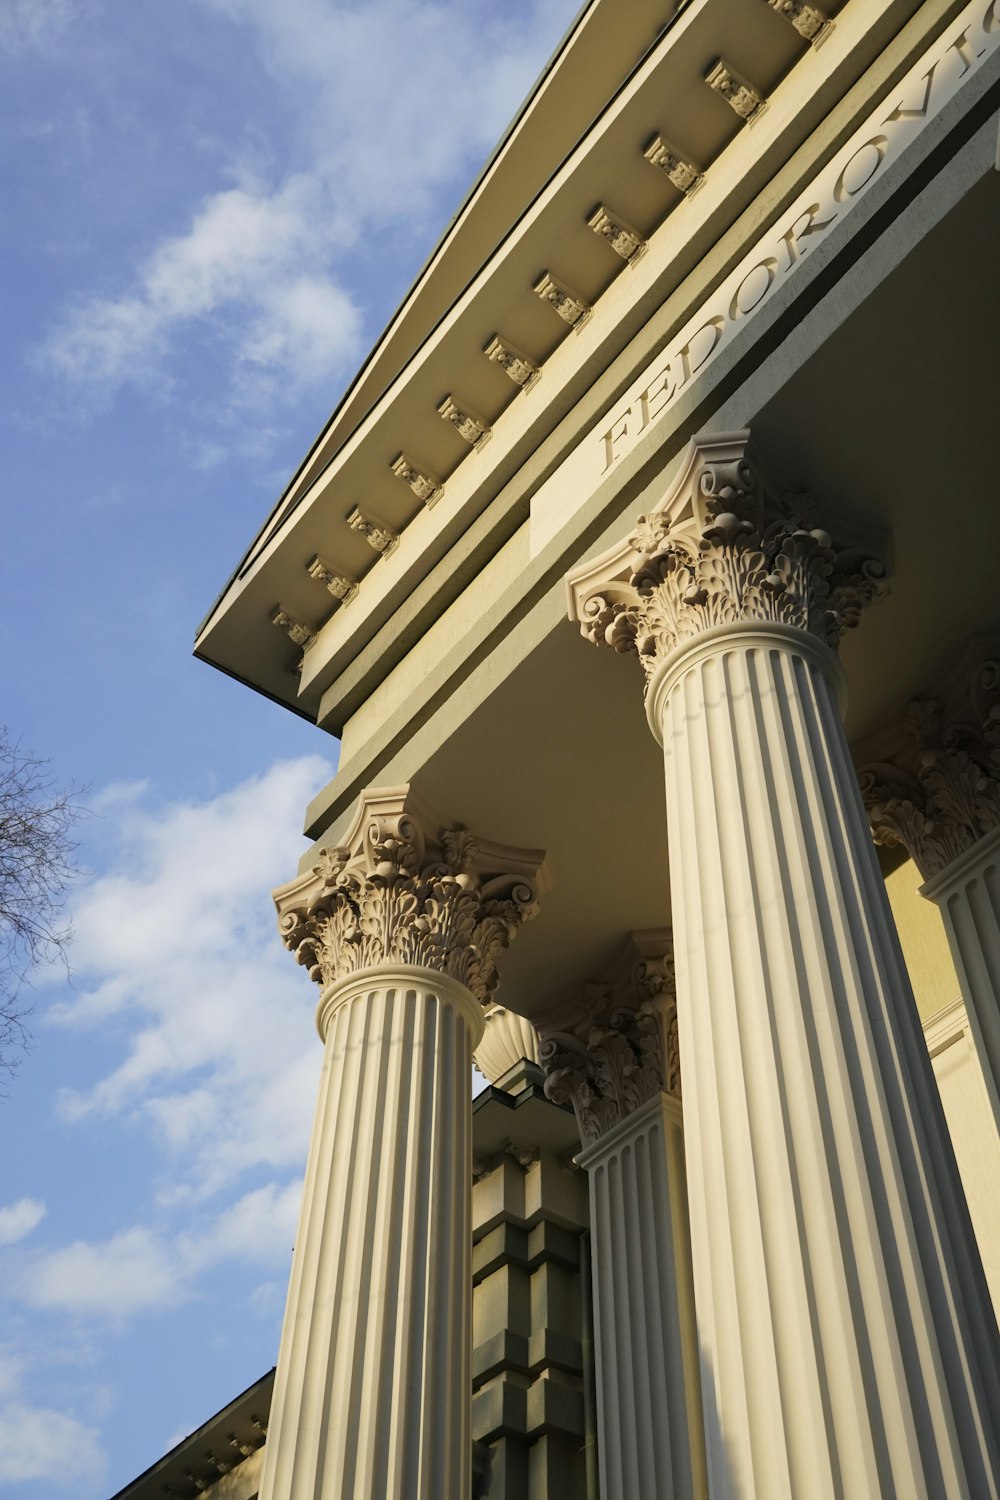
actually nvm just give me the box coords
[855,639,1000,880]
[538,931,679,1147]
[273,786,546,1006]
[567,431,888,692]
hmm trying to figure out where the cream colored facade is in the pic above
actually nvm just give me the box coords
[171,1,1000,1497]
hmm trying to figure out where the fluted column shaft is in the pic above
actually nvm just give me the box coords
[924,826,1000,1135]
[258,966,483,1500]
[577,1092,707,1500]
[651,622,1000,1500]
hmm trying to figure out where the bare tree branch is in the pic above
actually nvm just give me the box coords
[0,728,82,1080]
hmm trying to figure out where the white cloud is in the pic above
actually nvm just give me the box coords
[39,0,568,407]
[199,0,570,215]
[24,1227,181,1318]
[0,1401,106,1486]
[180,1179,301,1271]
[18,1179,301,1322]
[52,755,333,1195]
[0,1197,46,1245]
[43,180,362,397]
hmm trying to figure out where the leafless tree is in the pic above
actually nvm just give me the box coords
[0,729,80,1079]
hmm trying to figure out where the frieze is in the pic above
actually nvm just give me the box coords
[530,3,1000,557]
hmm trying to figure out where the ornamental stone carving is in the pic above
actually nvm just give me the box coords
[484,334,540,388]
[705,60,765,120]
[534,272,591,328]
[538,932,679,1148]
[390,454,442,505]
[347,507,398,555]
[587,205,646,262]
[643,136,703,194]
[856,638,1000,879]
[271,606,316,649]
[307,555,357,604]
[767,0,830,42]
[567,430,887,694]
[437,395,491,449]
[273,786,545,1007]
[473,1003,541,1082]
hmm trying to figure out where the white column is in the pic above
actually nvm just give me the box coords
[263,787,544,1500]
[651,621,1000,1500]
[578,1093,706,1500]
[568,432,1000,1500]
[540,943,706,1500]
[259,966,481,1500]
[924,827,1000,1133]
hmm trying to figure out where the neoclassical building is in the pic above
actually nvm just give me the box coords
[125,1,1000,1497]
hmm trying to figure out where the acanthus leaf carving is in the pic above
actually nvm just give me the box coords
[538,932,679,1147]
[568,433,887,695]
[274,788,544,1008]
[856,649,1000,879]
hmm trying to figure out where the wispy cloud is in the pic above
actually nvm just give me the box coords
[42,178,362,401]
[37,0,567,412]
[52,755,333,1193]
[19,1179,301,1319]
[23,1226,181,1318]
[0,1199,46,1246]
[0,1401,106,1486]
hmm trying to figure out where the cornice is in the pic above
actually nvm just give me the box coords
[196,0,937,720]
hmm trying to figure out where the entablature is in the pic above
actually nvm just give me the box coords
[196,0,941,723]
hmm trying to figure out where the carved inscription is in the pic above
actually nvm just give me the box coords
[587,3,998,479]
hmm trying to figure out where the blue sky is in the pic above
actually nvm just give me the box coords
[0,1,568,1492]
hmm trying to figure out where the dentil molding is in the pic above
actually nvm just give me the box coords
[566,430,888,696]
[273,785,546,1007]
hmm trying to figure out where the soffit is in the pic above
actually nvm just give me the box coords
[265,0,677,510]
[196,0,915,719]
[108,1369,273,1500]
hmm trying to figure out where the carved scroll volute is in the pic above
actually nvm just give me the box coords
[856,651,1000,880]
[273,786,546,1009]
[538,931,679,1147]
[567,430,888,694]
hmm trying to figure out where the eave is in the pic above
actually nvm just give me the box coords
[196,0,929,727]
